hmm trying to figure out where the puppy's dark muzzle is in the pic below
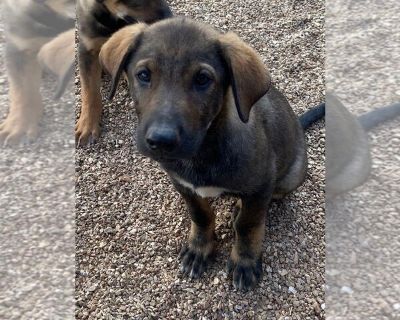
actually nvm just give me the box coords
[145,125,179,153]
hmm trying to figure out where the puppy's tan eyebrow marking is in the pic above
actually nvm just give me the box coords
[197,63,217,78]
[135,58,154,69]
[133,59,159,76]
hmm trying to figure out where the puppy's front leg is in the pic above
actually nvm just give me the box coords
[175,184,216,279]
[228,193,271,290]
[75,44,103,146]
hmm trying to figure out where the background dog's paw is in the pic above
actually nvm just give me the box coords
[75,118,101,147]
[179,243,211,279]
[227,256,262,291]
[0,116,39,146]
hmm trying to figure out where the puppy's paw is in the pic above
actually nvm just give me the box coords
[179,235,215,279]
[227,256,262,291]
[0,115,39,146]
[179,244,209,279]
[75,116,101,147]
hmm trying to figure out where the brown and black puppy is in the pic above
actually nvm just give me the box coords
[1,0,75,145]
[100,18,308,290]
[76,0,172,145]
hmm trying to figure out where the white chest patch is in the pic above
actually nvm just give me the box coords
[174,177,228,198]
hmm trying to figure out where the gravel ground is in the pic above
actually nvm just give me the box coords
[326,0,400,319]
[0,15,75,320]
[76,1,325,319]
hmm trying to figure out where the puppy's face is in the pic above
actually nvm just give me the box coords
[101,0,172,22]
[100,19,270,161]
[129,23,229,160]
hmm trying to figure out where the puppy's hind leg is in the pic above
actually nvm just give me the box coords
[0,43,43,145]
[274,146,307,199]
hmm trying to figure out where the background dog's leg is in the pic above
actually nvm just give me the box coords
[228,193,272,290]
[0,43,43,145]
[75,45,102,146]
[176,186,216,279]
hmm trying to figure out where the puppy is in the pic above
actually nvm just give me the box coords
[0,0,75,145]
[76,0,172,145]
[100,18,310,290]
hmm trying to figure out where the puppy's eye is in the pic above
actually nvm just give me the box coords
[137,69,151,84]
[194,70,213,89]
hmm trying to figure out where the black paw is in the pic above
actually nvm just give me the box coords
[227,257,262,291]
[179,244,209,279]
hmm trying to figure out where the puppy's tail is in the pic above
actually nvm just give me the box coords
[299,99,400,131]
[37,29,75,100]
[299,102,325,129]
[53,64,75,100]
[358,102,400,131]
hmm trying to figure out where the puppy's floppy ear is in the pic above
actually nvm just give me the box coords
[219,32,271,122]
[99,23,148,100]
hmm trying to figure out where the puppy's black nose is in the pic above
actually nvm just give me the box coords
[146,127,178,152]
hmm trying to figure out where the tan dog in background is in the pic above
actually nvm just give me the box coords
[1,0,75,145]
[75,0,172,146]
